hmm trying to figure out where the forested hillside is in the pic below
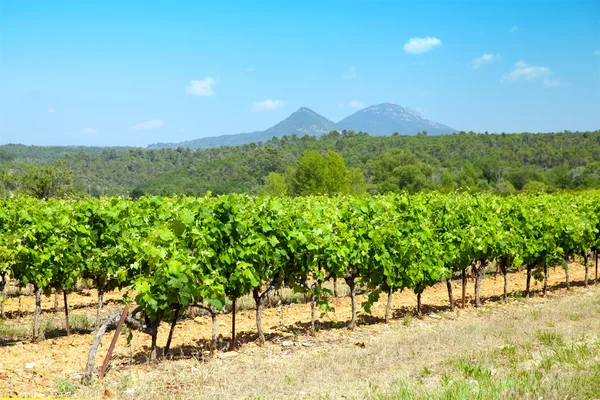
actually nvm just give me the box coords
[1,130,599,197]
[0,144,132,163]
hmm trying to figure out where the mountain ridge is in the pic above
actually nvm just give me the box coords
[147,103,456,150]
[147,107,337,150]
[337,103,456,136]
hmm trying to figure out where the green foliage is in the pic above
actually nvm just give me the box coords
[55,377,81,397]
[2,130,599,197]
[0,190,598,336]
[261,172,288,196]
[291,150,350,196]
[348,167,367,195]
[369,149,433,193]
[20,160,75,199]
[0,169,17,197]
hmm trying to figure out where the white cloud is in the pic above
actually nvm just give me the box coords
[510,26,519,33]
[341,65,357,79]
[403,36,442,54]
[594,49,600,56]
[502,61,561,87]
[185,77,218,96]
[81,127,98,137]
[47,107,56,114]
[129,119,164,131]
[472,53,500,69]
[251,99,287,111]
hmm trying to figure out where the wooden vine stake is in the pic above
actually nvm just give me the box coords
[99,306,128,379]
[64,291,70,336]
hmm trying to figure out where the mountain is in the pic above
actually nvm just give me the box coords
[336,103,456,136]
[262,107,338,138]
[147,103,457,149]
[148,107,337,149]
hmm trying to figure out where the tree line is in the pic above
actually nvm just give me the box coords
[1,130,599,197]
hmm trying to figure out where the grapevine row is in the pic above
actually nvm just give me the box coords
[0,192,599,361]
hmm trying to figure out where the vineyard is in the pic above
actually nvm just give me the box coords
[1,192,600,395]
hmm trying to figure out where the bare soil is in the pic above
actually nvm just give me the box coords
[0,262,597,398]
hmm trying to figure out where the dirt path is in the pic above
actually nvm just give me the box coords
[0,263,596,398]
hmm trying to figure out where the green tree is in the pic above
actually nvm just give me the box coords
[522,180,547,193]
[369,149,432,193]
[292,151,325,195]
[495,179,517,195]
[0,169,17,197]
[292,150,349,196]
[348,167,367,195]
[323,151,350,195]
[21,160,75,199]
[261,172,287,196]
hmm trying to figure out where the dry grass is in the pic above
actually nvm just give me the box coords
[71,286,600,400]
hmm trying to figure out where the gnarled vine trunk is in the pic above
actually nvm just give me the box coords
[473,260,487,307]
[229,298,237,351]
[164,306,180,358]
[32,285,42,342]
[564,259,570,290]
[310,293,316,333]
[84,311,147,382]
[595,250,598,285]
[64,290,70,336]
[543,263,549,296]
[416,291,422,316]
[584,253,589,288]
[525,265,533,298]
[253,282,278,345]
[0,273,6,319]
[344,275,357,330]
[96,288,104,327]
[54,289,59,313]
[253,288,265,344]
[306,280,320,334]
[17,286,22,317]
[150,323,159,361]
[498,260,508,302]
[461,268,467,308]
[194,304,219,351]
[446,279,454,311]
[385,286,393,323]
[211,311,218,351]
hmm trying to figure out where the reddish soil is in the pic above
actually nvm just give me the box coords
[0,262,596,398]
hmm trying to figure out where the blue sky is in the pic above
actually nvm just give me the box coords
[0,0,599,146]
